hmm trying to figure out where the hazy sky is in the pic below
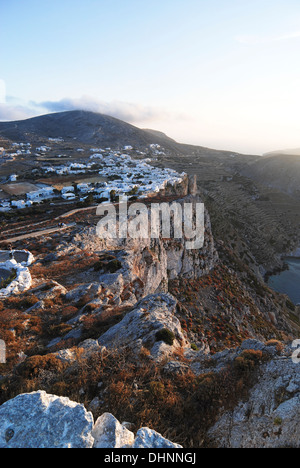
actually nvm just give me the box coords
[1,0,300,154]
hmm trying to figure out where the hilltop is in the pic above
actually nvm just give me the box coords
[0,110,250,158]
[0,110,180,151]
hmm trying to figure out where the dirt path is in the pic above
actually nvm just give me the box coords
[0,223,76,244]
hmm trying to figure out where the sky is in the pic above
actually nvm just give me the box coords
[1,0,300,155]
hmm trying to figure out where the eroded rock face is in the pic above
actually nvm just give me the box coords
[98,293,189,360]
[70,191,218,297]
[208,345,300,448]
[0,391,94,448]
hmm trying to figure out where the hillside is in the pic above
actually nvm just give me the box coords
[241,154,300,199]
[0,110,180,151]
[1,110,300,273]
[0,110,253,158]
[264,148,300,157]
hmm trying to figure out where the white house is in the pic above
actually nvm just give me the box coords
[62,192,76,200]
[61,186,75,194]
[27,187,55,202]
[11,200,33,209]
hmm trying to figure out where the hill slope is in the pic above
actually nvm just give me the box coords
[0,110,251,158]
[0,110,180,150]
[241,154,300,199]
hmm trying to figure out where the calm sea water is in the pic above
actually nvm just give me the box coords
[268,257,300,304]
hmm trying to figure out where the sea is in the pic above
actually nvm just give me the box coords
[268,257,300,305]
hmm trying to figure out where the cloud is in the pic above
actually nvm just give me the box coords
[32,96,173,124]
[0,94,182,125]
[0,103,38,121]
[236,31,300,45]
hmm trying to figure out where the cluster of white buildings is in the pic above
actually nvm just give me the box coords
[11,142,32,156]
[0,144,185,213]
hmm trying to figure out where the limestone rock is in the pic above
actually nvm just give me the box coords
[0,393,183,448]
[0,391,94,448]
[208,346,300,448]
[0,259,32,297]
[98,293,189,360]
[133,428,182,448]
[92,413,135,448]
[65,283,102,304]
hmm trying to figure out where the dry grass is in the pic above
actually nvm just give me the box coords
[0,347,266,448]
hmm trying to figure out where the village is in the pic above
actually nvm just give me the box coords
[0,141,185,213]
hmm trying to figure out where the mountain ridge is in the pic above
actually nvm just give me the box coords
[0,110,256,157]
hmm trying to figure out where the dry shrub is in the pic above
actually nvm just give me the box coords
[17,354,66,379]
[20,295,40,309]
[234,350,264,374]
[0,346,267,448]
[265,340,284,353]
[61,306,78,320]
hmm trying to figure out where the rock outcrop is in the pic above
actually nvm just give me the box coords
[0,391,182,448]
[0,391,94,448]
[133,428,182,448]
[98,293,189,361]
[60,188,218,320]
[207,343,300,448]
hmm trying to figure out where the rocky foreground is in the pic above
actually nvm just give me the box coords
[1,340,299,448]
[0,390,181,448]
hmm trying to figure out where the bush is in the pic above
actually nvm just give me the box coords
[155,328,175,346]
[234,350,263,374]
[148,381,165,399]
[20,295,40,309]
[17,355,66,379]
[266,340,284,353]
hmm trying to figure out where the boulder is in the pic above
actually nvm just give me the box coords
[92,413,135,448]
[0,391,94,448]
[0,392,183,448]
[133,428,182,448]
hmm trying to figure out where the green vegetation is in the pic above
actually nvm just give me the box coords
[155,328,175,346]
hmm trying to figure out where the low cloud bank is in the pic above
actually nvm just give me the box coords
[0,95,171,125]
